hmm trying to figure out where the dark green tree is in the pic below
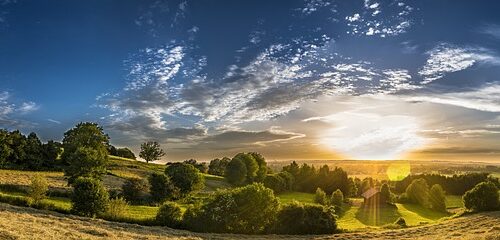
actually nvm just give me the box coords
[208,157,230,176]
[273,201,337,234]
[165,163,204,196]
[429,184,446,212]
[122,178,149,204]
[463,181,499,212]
[71,177,109,217]
[225,157,247,185]
[156,201,183,227]
[149,172,179,202]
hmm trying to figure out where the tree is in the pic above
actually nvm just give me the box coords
[233,153,258,183]
[314,187,328,205]
[273,201,337,234]
[429,184,446,212]
[148,172,179,203]
[61,122,109,184]
[184,183,279,234]
[277,171,294,191]
[208,157,230,176]
[156,202,183,227]
[139,141,165,163]
[0,129,12,167]
[122,178,149,204]
[165,163,204,196]
[115,148,136,159]
[263,175,286,193]
[405,178,430,208]
[249,152,267,182]
[29,174,48,204]
[7,130,27,165]
[225,157,247,185]
[380,183,391,203]
[330,189,344,207]
[71,177,109,217]
[41,140,62,167]
[463,181,499,212]
[24,132,44,169]
[64,147,108,184]
[183,159,208,173]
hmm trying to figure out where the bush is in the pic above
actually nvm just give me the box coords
[314,187,328,205]
[122,178,149,204]
[165,163,204,196]
[394,217,407,227]
[71,177,109,217]
[148,173,179,203]
[263,175,286,193]
[429,184,447,212]
[105,197,128,220]
[330,189,344,207]
[28,175,48,203]
[115,148,136,159]
[463,181,499,212]
[184,183,279,234]
[273,201,337,234]
[156,201,183,227]
[208,157,230,176]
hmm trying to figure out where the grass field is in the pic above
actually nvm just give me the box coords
[277,192,315,204]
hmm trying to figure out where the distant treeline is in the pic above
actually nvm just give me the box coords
[394,173,498,195]
[0,129,135,170]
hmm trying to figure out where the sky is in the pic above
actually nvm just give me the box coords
[1,0,500,162]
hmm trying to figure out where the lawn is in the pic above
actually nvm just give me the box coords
[277,192,315,204]
[445,195,463,209]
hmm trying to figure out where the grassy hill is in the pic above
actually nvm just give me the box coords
[0,202,498,239]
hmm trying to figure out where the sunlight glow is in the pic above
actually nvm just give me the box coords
[320,112,427,160]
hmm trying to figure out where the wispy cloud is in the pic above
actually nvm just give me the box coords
[18,101,39,114]
[0,90,39,128]
[418,43,500,84]
[478,23,500,39]
[47,119,61,124]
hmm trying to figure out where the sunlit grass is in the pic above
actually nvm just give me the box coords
[277,192,315,204]
[445,195,463,209]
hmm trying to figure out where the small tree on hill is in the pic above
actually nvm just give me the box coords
[139,141,165,163]
[380,183,391,203]
[314,187,328,205]
[156,201,183,227]
[405,178,430,208]
[463,181,499,212]
[429,184,447,212]
[71,177,109,217]
[225,157,247,185]
[149,172,179,202]
[29,174,48,204]
[330,189,344,206]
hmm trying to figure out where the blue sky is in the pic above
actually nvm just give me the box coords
[1,0,500,161]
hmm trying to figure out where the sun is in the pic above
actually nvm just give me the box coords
[320,112,427,160]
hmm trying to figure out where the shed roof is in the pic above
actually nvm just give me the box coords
[362,187,379,199]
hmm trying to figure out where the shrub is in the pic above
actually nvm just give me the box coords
[28,175,48,203]
[71,177,109,217]
[314,187,328,205]
[273,201,337,234]
[380,183,391,203]
[208,157,230,176]
[330,189,344,207]
[122,178,149,204]
[165,163,204,196]
[263,175,286,193]
[105,197,128,220]
[115,147,136,159]
[184,183,279,234]
[463,181,499,212]
[429,184,447,212]
[156,201,183,227]
[149,173,179,203]
[394,217,407,227]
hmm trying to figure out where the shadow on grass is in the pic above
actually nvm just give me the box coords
[400,203,450,221]
[355,204,401,226]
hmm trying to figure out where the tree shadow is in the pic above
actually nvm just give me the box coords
[355,203,401,226]
[400,203,450,221]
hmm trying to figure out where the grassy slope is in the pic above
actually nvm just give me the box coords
[0,202,498,239]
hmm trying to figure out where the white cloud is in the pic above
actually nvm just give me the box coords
[419,44,500,84]
[18,101,39,113]
[47,119,61,124]
[301,0,332,15]
[406,84,500,112]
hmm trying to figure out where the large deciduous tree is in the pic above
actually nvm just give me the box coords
[139,141,165,163]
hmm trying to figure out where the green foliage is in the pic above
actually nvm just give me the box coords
[273,201,337,234]
[225,157,247,185]
[28,174,48,203]
[0,129,12,167]
[208,157,230,176]
[64,147,108,184]
[165,163,204,196]
[183,159,208,173]
[463,181,499,212]
[233,153,258,182]
[184,183,279,234]
[249,152,267,182]
[139,141,165,163]
[380,183,391,203]
[71,177,109,217]
[405,178,430,208]
[277,171,294,191]
[156,201,182,227]
[105,197,128,220]
[429,184,447,212]
[395,172,491,195]
[122,178,150,204]
[331,189,344,206]
[314,187,328,205]
[115,148,136,159]
[148,172,179,203]
[263,174,286,193]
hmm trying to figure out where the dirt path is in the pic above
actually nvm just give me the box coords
[0,203,498,240]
